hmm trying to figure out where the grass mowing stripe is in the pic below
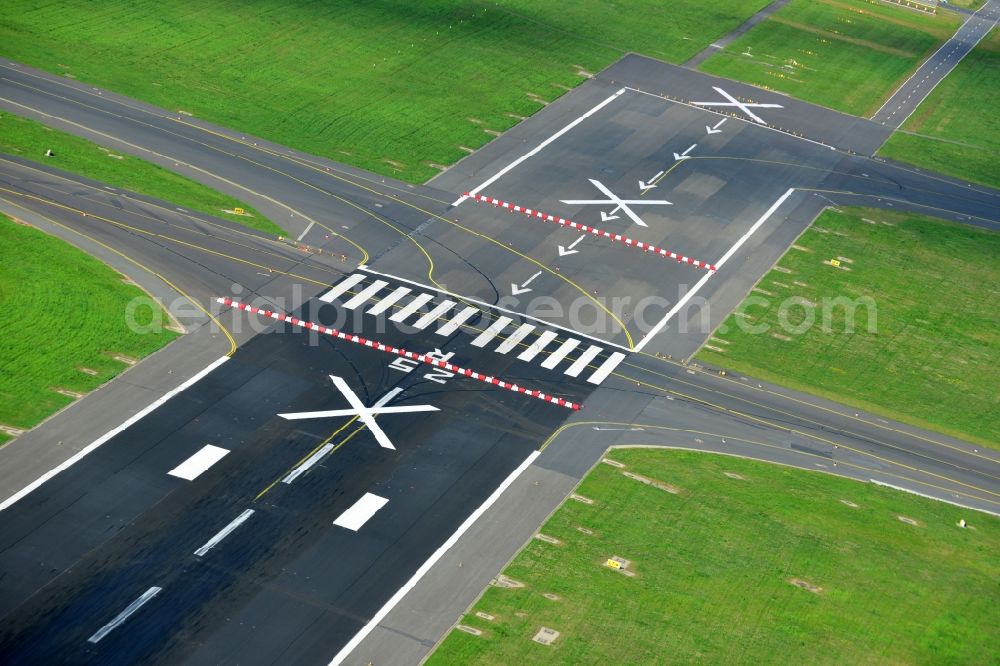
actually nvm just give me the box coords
[0,213,178,437]
[699,0,962,116]
[878,29,1000,189]
[428,449,999,665]
[697,207,1000,450]
[0,111,285,236]
[0,0,771,184]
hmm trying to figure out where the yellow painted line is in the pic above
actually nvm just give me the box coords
[254,417,359,501]
[538,421,1000,507]
[0,187,333,287]
[629,351,1000,467]
[600,372,1000,500]
[0,195,237,355]
[0,86,370,264]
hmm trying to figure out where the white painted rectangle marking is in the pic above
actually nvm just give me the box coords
[471,316,512,348]
[167,444,230,481]
[541,338,580,370]
[194,508,255,557]
[366,286,410,316]
[435,305,479,336]
[341,280,387,310]
[87,586,163,643]
[516,330,558,362]
[411,299,456,330]
[389,293,434,323]
[495,323,535,355]
[333,493,389,531]
[319,273,365,303]
[564,344,603,378]
[586,351,626,385]
[283,443,334,485]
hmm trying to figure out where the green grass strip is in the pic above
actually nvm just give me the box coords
[696,207,1000,449]
[0,112,285,236]
[0,213,179,437]
[430,448,999,665]
[878,29,1000,189]
[699,0,961,116]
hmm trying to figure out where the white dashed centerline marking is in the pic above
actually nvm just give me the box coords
[87,586,163,644]
[333,493,389,531]
[168,444,230,481]
[194,509,255,557]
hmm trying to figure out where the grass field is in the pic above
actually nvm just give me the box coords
[429,448,999,665]
[0,112,284,236]
[699,0,961,116]
[695,207,1000,449]
[0,214,178,444]
[878,29,1000,189]
[0,0,770,184]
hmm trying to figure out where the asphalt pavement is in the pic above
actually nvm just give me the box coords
[0,49,998,666]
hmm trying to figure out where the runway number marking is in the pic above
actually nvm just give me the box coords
[389,348,456,384]
[560,178,671,228]
[692,86,783,125]
[278,375,439,450]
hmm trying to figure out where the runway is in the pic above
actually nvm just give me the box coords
[0,52,998,665]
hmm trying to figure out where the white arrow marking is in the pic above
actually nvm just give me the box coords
[638,170,664,192]
[558,235,585,256]
[600,211,620,222]
[706,118,727,134]
[560,179,671,228]
[279,377,438,450]
[673,144,697,161]
[511,270,542,296]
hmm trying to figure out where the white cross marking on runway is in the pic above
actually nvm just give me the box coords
[691,86,783,125]
[278,375,438,450]
[560,179,671,228]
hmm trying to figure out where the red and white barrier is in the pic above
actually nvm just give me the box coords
[464,192,717,272]
[218,298,581,411]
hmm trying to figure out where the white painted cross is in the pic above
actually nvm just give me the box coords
[278,375,438,450]
[692,86,783,125]
[560,179,671,228]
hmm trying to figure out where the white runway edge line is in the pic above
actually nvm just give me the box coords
[194,509,255,557]
[168,444,230,481]
[327,450,541,666]
[87,586,163,644]
[451,88,627,206]
[333,492,390,531]
[0,356,230,512]
[633,188,797,353]
[869,480,1000,518]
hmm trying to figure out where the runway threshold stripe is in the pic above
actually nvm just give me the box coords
[436,305,479,336]
[586,351,626,385]
[495,323,535,354]
[219,299,581,410]
[333,492,389,531]
[167,444,230,481]
[87,586,163,644]
[471,316,512,348]
[412,299,457,330]
[517,330,558,362]
[464,193,716,271]
[320,273,365,303]
[366,286,411,316]
[564,344,603,378]
[194,509,255,557]
[389,293,434,323]
[541,337,580,369]
[341,279,387,310]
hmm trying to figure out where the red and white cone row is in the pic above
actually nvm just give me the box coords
[218,298,582,411]
[464,192,717,272]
